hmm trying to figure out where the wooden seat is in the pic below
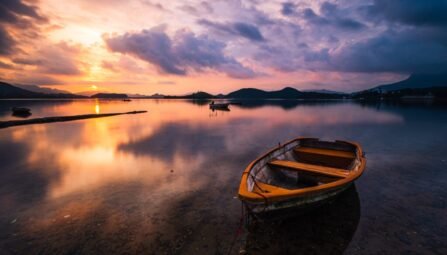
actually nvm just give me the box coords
[268,160,349,178]
[294,147,355,159]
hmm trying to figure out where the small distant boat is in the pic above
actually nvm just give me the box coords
[123,99,132,102]
[209,101,230,109]
[238,137,366,214]
[11,107,31,118]
[11,107,31,114]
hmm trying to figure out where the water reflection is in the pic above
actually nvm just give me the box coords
[0,99,446,254]
[246,185,360,254]
[95,99,100,114]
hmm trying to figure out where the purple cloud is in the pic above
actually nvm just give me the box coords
[198,19,265,42]
[104,27,258,78]
[281,2,297,16]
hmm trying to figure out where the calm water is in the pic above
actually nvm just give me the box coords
[0,99,446,254]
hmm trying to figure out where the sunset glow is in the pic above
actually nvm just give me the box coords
[0,1,446,94]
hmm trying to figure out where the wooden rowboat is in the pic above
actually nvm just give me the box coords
[238,137,366,213]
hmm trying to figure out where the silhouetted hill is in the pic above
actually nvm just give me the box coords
[371,73,447,92]
[15,84,72,94]
[0,82,43,98]
[226,88,270,98]
[164,91,214,99]
[352,73,447,100]
[0,81,85,98]
[91,93,128,99]
[303,89,346,95]
[227,87,304,98]
[226,87,343,99]
[189,91,214,99]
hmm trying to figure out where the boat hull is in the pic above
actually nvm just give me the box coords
[244,183,351,214]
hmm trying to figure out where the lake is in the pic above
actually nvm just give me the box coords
[0,99,446,254]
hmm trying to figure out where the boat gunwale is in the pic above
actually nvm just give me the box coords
[237,137,366,203]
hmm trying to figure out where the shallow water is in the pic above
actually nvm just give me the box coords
[0,99,446,254]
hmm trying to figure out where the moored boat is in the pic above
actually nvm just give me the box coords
[209,101,230,110]
[11,107,31,114]
[238,137,366,214]
[11,107,32,118]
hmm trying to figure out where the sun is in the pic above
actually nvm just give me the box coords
[90,85,98,90]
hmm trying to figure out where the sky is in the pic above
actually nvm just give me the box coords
[0,0,446,95]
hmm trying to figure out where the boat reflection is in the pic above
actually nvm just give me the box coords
[245,185,360,254]
[12,111,32,118]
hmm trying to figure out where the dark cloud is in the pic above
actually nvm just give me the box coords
[104,28,184,75]
[320,0,447,74]
[302,8,330,26]
[0,0,45,22]
[0,26,13,55]
[370,0,447,27]
[198,19,265,41]
[330,29,447,74]
[281,2,296,16]
[301,4,366,31]
[233,22,265,41]
[0,0,46,55]
[104,27,257,79]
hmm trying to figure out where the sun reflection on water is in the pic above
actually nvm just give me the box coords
[95,99,100,114]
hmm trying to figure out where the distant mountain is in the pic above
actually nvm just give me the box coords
[0,81,85,98]
[225,87,343,99]
[226,87,303,99]
[226,88,269,98]
[15,84,71,94]
[77,90,111,97]
[91,93,128,99]
[164,91,214,99]
[0,82,43,98]
[371,73,447,92]
[303,89,346,95]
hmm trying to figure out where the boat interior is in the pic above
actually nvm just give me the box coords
[249,139,361,193]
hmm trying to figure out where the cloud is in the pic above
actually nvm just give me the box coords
[0,60,13,69]
[198,19,265,41]
[0,0,46,55]
[12,57,43,65]
[179,2,213,15]
[101,56,146,73]
[8,74,65,85]
[104,27,258,78]
[300,3,366,31]
[0,0,46,22]
[141,1,165,11]
[281,2,297,16]
[321,0,447,74]
[330,29,447,74]
[0,27,14,55]
[369,0,447,27]
[157,81,175,85]
[35,42,83,75]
